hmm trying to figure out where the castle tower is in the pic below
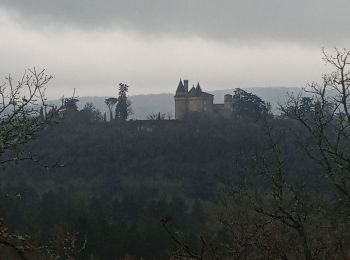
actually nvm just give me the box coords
[224,94,233,111]
[174,79,188,120]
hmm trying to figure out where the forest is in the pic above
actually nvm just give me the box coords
[0,49,349,260]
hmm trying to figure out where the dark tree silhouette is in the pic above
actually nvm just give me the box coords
[105,97,118,121]
[115,83,132,120]
[232,88,270,120]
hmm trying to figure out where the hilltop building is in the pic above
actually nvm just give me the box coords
[174,79,233,120]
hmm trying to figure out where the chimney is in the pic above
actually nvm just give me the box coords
[224,94,233,110]
[184,80,189,92]
[224,94,233,103]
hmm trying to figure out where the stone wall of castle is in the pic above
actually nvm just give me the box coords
[174,96,188,120]
[187,97,213,113]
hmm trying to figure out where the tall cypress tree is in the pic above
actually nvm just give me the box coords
[115,83,131,120]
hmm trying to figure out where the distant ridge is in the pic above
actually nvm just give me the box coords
[49,87,303,119]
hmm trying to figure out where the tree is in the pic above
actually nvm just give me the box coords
[280,48,350,257]
[105,97,118,122]
[80,102,103,123]
[61,88,79,116]
[232,88,270,120]
[0,68,58,165]
[0,68,65,259]
[63,98,79,112]
[115,83,132,121]
[282,48,350,201]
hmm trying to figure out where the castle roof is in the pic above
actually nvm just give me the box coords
[188,84,213,98]
[176,80,213,99]
[202,92,214,97]
[176,79,186,93]
[195,83,203,96]
[188,86,196,96]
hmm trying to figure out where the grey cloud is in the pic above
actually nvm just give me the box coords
[1,0,350,44]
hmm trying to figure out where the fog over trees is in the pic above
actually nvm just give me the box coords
[0,49,350,259]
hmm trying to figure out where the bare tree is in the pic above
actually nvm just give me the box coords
[0,68,69,259]
[255,125,313,260]
[280,48,350,258]
[161,219,218,260]
[281,48,350,202]
[0,68,60,165]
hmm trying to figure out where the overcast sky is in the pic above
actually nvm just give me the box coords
[0,0,349,98]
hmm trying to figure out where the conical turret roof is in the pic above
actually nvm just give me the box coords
[195,82,203,95]
[188,86,196,96]
[176,79,186,94]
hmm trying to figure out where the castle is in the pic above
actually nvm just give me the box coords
[174,79,233,120]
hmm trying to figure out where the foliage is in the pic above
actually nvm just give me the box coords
[80,103,103,123]
[115,83,133,121]
[104,98,118,121]
[232,88,271,120]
